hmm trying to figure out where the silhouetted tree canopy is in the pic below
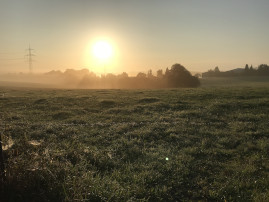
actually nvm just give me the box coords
[164,64,200,87]
[44,63,200,89]
[245,64,249,71]
[147,69,154,78]
[202,64,269,77]
[118,72,128,79]
[136,72,147,78]
[157,69,163,78]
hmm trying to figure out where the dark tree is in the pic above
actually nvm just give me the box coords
[257,64,269,75]
[118,72,128,78]
[147,69,154,78]
[136,72,147,78]
[165,67,169,76]
[157,69,163,78]
[164,63,200,87]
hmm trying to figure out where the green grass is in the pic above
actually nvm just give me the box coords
[0,84,269,201]
[200,76,269,87]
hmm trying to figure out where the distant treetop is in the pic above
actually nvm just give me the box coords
[202,64,269,77]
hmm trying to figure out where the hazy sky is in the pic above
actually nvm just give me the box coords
[0,0,268,74]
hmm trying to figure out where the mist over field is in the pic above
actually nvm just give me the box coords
[0,64,201,89]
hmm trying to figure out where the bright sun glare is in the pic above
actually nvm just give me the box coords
[92,41,112,60]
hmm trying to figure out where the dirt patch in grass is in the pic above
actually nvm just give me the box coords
[34,98,48,104]
[99,99,116,107]
[138,97,160,104]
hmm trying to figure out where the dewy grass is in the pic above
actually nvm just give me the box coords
[0,86,269,201]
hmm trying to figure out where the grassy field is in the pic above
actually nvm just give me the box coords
[1,79,269,201]
[200,76,269,88]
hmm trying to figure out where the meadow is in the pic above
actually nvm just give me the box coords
[1,77,269,201]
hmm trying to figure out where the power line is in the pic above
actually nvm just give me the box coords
[0,58,24,60]
[0,52,23,55]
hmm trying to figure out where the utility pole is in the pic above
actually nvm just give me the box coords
[25,44,35,73]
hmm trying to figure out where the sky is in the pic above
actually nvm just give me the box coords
[0,0,268,75]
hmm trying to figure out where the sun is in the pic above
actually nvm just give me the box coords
[84,38,118,74]
[92,40,112,60]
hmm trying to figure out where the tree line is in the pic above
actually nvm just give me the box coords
[45,63,200,88]
[202,64,269,77]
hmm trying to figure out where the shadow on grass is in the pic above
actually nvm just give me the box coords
[1,169,65,202]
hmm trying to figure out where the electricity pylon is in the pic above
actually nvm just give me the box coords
[25,44,35,73]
